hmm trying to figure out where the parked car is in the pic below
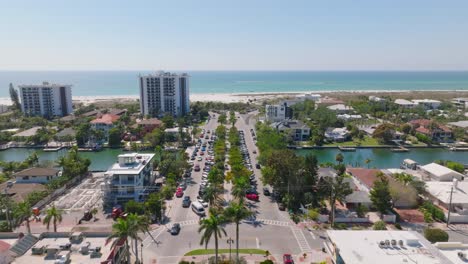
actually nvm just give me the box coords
[197,156,202,161]
[246,193,259,201]
[197,196,209,207]
[182,196,191,207]
[194,165,200,172]
[256,163,261,169]
[170,223,181,235]
[175,187,184,198]
[252,149,257,154]
[263,187,270,196]
[278,203,286,211]
[283,254,294,264]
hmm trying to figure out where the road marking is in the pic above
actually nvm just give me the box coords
[256,237,260,249]
[290,227,312,252]
[143,226,166,249]
[309,231,316,239]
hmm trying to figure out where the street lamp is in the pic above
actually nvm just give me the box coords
[141,242,144,264]
[227,237,234,263]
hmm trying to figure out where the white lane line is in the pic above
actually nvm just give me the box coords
[309,231,316,239]
[256,237,260,249]
[143,226,166,249]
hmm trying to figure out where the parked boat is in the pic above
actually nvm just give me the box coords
[391,147,410,152]
[339,146,356,152]
[450,147,468,151]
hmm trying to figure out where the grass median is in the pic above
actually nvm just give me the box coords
[184,248,267,256]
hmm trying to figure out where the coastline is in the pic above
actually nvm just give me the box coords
[1,89,467,105]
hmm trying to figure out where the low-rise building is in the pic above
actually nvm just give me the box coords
[136,118,162,136]
[452,98,468,109]
[412,99,442,109]
[409,119,453,142]
[270,120,310,141]
[300,93,321,101]
[90,114,120,139]
[0,182,47,203]
[435,242,468,263]
[426,180,468,223]
[420,163,465,181]
[13,167,60,184]
[395,99,417,109]
[337,114,362,121]
[369,96,386,103]
[265,102,293,122]
[327,104,354,114]
[12,127,42,138]
[326,230,453,264]
[102,153,155,204]
[324,127,350,142]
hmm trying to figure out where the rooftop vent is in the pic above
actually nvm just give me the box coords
[458,252,466,260]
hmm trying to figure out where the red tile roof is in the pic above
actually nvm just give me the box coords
[138,118,162,126]
[409,119,432,127]
[415,126,431,135]
[90,114,120,125]
[347,168,381,188]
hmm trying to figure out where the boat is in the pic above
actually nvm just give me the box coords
[339,146,356,152]
[391,147,410,152]
[450,147,468,151]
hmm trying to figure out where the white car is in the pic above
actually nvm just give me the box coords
[198,199,209,207]
[197,156,202,161]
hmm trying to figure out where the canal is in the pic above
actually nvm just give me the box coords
[0,147,466,171]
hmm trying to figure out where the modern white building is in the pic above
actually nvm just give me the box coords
[426,180,468,223]
[270,120,310,141]
[420,163,465,181]
[435,242,468,263]
[139,71,190,117]
[326,230,453,264]
[13,167,61,184]
[395,99,417,109]
[452,98,468,109]
[18,82,72,118]
[102,153,155,205]
[325,127,350,142]
[265,102,293,122]
[412,99,442,110]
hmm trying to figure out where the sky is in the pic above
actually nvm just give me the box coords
[1,0,468,71]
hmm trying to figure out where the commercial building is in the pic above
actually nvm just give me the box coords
[139,71,190,117]
[102,153,155,205]
[13,167,60,184]
[420,163,465,181]
[265,102,293,122]
[270,120,310,141]
[326,230,453,264]
[18,82,72,118]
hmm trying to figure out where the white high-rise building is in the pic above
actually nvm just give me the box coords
[139,71,190,117]
[18,82,72,118]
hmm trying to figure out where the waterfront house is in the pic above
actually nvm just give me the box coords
[324,127,350,142]
[136,118,162,137]
[327,104,354,114]
[90,114,120,139]
[0,181,47,203]
[447,120,468,140]
[270,120,310,141]
[409,119,453,142]
[425,180,468,223]
[265,102,293,122]
[369,96,386,103]
[14,167,60,184]
[395,99,417,109]
[102,153,155,205]
[420,162,464,181]
[12,127,42,139]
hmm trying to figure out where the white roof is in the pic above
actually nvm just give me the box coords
[435,242,468,264]
[412,99,441,104]
[327,230,452,264]
[426,181,468,205]
[327,104,353,111]
[395,99,416,105]
[448,120,468,129]
[421,163,464,180]
[106,153,154,175]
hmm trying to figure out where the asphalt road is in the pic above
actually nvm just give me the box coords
[142,111,327,264]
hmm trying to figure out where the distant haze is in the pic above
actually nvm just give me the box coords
[1,1,468,71]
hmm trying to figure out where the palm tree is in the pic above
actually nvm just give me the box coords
[365,158,372,168]
[106,218,132,263]
[231,179,249,202]
[335,153,344,164]
[43,205,63,232]
[224,201,253,263]
[198,212,227,264]
[15,202,33,233]
[125,213,145,264]
[203,185,223,207]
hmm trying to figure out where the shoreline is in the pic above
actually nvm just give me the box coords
[1,89,467,105]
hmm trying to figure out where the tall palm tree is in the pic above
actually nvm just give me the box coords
[365,158,372,168]
[106,218,131,264]
[43,205,63,232]
[335,153,344,164]
[125,213,145,264]
[14,201,32,233]
[198,212,227,264]
[224,201,253,263]
[203,185,223,207]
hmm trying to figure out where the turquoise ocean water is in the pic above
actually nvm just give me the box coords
[0,71,468,97]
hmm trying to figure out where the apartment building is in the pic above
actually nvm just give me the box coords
[139,71,190,117]
[265,102,293,122]
[18,82,72,118]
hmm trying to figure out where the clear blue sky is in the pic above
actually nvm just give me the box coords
[1,0,468,71]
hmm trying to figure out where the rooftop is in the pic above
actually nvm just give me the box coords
[426,181,468,205]
[327,230,452,264]
[18,82,71,89]
[412,99,442,104]
[327,104,354,111]
[420,163,464,179]
[448,120,468,129]
[138,118,162,126]
[347,168,381,189]
[140,71,189,77]
[55,128,76,138]
[272,120,309,130]
[90,114,120,125]
[14,167,59,177]
[0,182,46,203]
[13,127,42,137]
[106,153,155,175]
[435,242,468,264]
[395,99,417,105]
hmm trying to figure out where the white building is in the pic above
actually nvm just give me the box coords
[102,153,155,204]
[337,114,362,121]
[369,96,386,103]
[436,242,468,263]
[300,93,321,101]
[0,105,9,114]
[426,180,468,223]
[270,120,310,141]
[265,102,292,122]
[420,163,465,181]
[139,71,190,117]
[412,99,442,110]
[326,230,453,264]
[451,98,468,109]
[395,99,417,109]
[327,104,354,114]
[13,167,60,184]
[325,127,350,142]
[18,82,72,118]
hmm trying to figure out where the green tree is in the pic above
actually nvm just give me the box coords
[364,158,372,168]
[373,220,387,230]
[370,173,393,215]
[108,127,122,147]
[106,217,131,263]
[335,153,344,164]
[145,193,165,222]
[198,212,227,264]
[203,185,224,208]
[318,174,353,226]
[424,228,449,243]
[125,200,146,215]
[75,123,92,146]
[144,128,166,148]
[162,114,175,128]
[218,113,227,124]
[372,123,395,144]
[14,201,33,233]
[224,201,253,263]
[43,205,63,232]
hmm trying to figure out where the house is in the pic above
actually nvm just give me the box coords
[13,167,60,184]
[395,99,417,109]
[102,153,155,204]
[425,180,468,223]
[369,96,386,103]
[346,168,381,191]
[270,120,310,141]
[0,181,47,203]
[412,99,441,110]
[420,163,465,181]
[324,127,350,142]
[265,102,293,122]
[409,119,453,142]
[326,230,453,264]
[337,114,362,121]
[55,128,76,141]
[451,97,468,109]
[13,127,42,138]
[90,114,120,139]
[327,104,354,114]
[401,159,419,170]
[447,120,468,137]
[136,118,162,136]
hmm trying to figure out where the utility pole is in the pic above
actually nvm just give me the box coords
[447,186,454,227]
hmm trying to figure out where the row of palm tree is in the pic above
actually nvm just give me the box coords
[13,203,63,234]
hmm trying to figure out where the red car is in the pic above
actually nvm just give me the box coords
[176,187,184,198]
[283,254,294,264]
[246,193,259,201]
[200,152,205,156]
[194,165,200,171]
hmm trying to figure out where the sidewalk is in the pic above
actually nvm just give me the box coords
[179,250,331,263]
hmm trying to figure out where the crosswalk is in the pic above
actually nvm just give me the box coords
[165,219,199,228]
[255,218,292,227]
[290,227,312,252]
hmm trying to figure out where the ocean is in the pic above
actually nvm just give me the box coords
[0,71,468,97]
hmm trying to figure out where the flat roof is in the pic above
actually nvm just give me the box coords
[426,181,468,205]
[15,236,113,264]
[13,127,42,137]
[14,167,59,177]
[435,242,468,264]
[395,99,416,105]
[106,153,155,175]
[0,182,46,203]
[327,230,452,264]
[421,163,464,178]
[448,120,468,129]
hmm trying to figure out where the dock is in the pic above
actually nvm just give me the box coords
[391,146,410,152]
[339,146,356,152]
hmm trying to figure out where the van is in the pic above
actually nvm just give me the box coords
[192,201,206,216]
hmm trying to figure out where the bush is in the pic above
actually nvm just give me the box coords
[356,204,369,218]
[0,221,11,232]
[125,200,146,215]
[373,220,387,230]
[308,208,320,221]
[260,260,274,264]
[420,202,445,222]
[333,223,347,230]
[424,228,449,243]
[394,223,402,230]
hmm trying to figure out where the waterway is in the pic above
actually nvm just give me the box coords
[0,147,466,171]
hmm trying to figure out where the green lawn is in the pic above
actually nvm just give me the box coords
[184,248,267,256]
[324,136,383,147]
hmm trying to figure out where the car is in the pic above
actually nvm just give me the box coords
[194,165,200,171]
[190,156,196,160]
[246,193,259,201]
[200,152,205,156]
[197,156,202,161]
[263,188,270,196]
[175,188,184,198]
[283,254,293,264]
[256,163,261,169]
[252,149,257,154]
[182,196,191,207]
[170,223,181,235]
[278,203,286,211]
[178,182,187,190]
[197,196,209,207]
